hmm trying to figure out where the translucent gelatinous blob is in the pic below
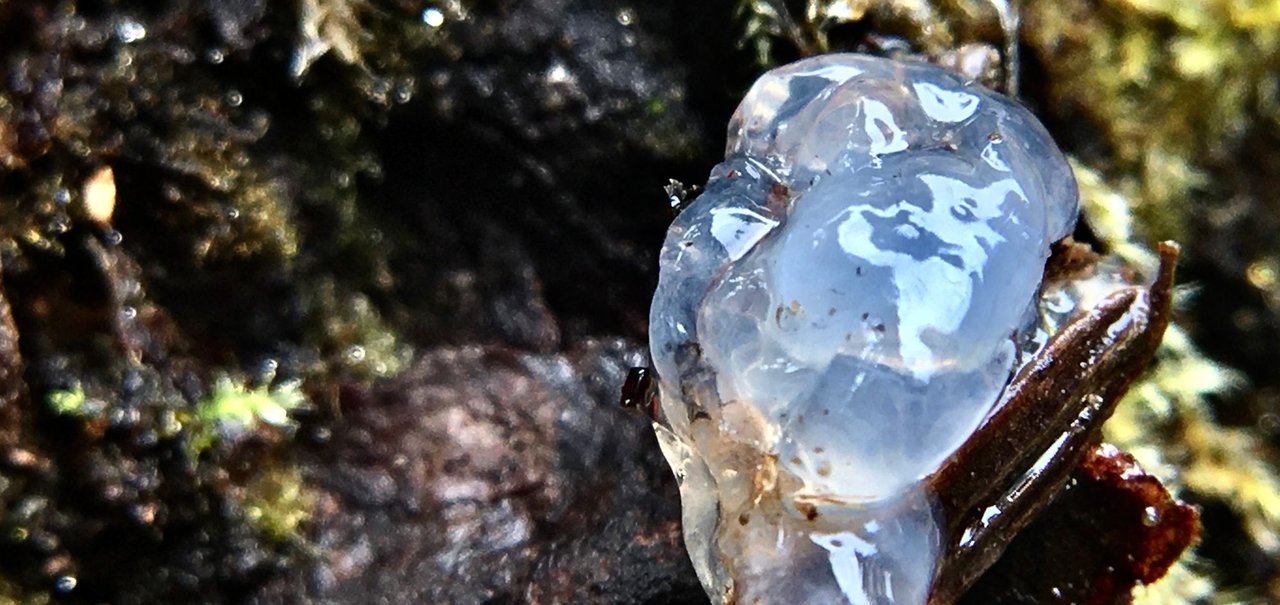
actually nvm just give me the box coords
[648,54,1078,604]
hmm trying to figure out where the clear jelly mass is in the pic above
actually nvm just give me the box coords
[647,54,1079,604]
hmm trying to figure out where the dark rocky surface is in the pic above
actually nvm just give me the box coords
[253,343,704,604]
[960,445,1200,605]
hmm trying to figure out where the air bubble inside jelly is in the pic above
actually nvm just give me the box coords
[648,53,1078,604]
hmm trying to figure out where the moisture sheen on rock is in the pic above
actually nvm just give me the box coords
[648,54,1078,604]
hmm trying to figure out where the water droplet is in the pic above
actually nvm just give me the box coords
[116,19,146,44]
[393,80,415,104]
[47,216,70,234]
[1142,505,1161,527]
[1246,260,1277,290]
[1260,413,1280,434]
[55,575,77,592]
[422,8,445,28]
[545,62,572,85]
[365,78,392,105]
[256,358,279,386]
[161,184,181,202]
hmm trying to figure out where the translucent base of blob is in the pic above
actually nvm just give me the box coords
[658,416,940,605]
[654,423,731,600]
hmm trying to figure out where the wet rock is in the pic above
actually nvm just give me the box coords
[0,259,27,451]
[256,343,703,604]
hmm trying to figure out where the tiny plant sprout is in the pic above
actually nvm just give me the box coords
[635,54,1178,604]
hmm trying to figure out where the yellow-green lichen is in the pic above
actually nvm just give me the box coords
[1072,160,1160,269]
[0,572,49,605]
[1130,553,1215,604]
[1106,324,1280,599]
[1075,154,1275,599]
[1025,0,1280,242]
[1055,34,1280,585]
[1077,147,1280,589]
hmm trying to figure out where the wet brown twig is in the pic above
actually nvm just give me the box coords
[928,242,1183,603]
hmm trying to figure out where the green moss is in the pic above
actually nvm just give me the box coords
[0,1,435,383]
[310,279,411,380]
[192,378,316,543]
[200,377,305,429]
[45,385,112,420]
[240,466,314,544]
[1033,6,1280,595]
[188,377,307,455]
[290,0,433,94]
[735,0,1014,68]
[45,387,88,417]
